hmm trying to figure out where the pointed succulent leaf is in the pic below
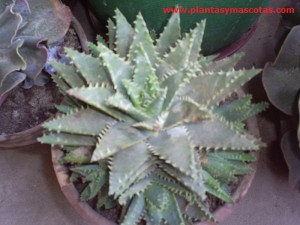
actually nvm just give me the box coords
[121,194,145,225]
[132,44,156,88]
[188,20,206,63]
[202,170,232,202]
[38,133,96,146]
[118,176,152,205]
[92,123,147,161]
[145,183,170,210]
[148,126,201,180]
[107,93,149,121]
[122,79,143,108]
[156,31,194,78]
[156,13,180,56]
[80,173,107,201]
[208,151,256,162]
[71,163,106,177]
[185,118,262,151]
[109,141,149,196]
[160,163,206,200]
[97,42,132,95]
[66,48,110,84]
[164,98,209,128]
[153,171,196,201]
[214,95,268,123]
[181,69,261,107]
[97,185,118,209]
[52,75,71,95]
[146,88,167,117]
[43,108,116,136]
[203,53,244,72]
[88,42,100,57]
[67,86,132,121]
[128,13,157,66]
[114,9,134,57]
[184,201,215,222]
[50,61,85,88]
[107,18,116,50]
[160,70,190,110]
[203,155,238,183]
[132,113,167,131]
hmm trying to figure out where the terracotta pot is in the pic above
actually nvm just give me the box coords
[51,108,261,225]
[0,16,88,150]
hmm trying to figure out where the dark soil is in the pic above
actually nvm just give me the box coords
[63,27,82,52]
[0,82,61,135]
[0,27,81,135]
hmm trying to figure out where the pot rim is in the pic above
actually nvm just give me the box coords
[51,92,262,225]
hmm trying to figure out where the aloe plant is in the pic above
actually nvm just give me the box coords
[263,25,300,190]
[0,0,71,98]
[39,10,266,224]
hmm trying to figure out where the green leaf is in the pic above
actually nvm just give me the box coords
[43,108,116,136]
[160,163,206,200]
[121,194,145,225]
[202,53,244,72]
[132,44,156,88]
[97,42,132,95]
[146,88,167,117]
[181,69,261,107]
[115,9,134,58]
[65,48,110,84]
[38,133,96,146]
[67,86,132,121]
[164,98,209,128]
[92,123,147,161]
[185,118,262,151]
[128,13,157,66]
[202,170,232,202]
[50,61,85,88]
[118,176,152,205]
[109,141,149,196]
[214,95,268,123]
[156,12,180,56]
[148,126,201,180]
[107,18,116,50]
[188,20,206,63]
[107,93,149,121]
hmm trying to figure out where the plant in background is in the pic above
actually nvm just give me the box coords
[263,25,300,190]
[0,0,71,98]
[40,10,266,224]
